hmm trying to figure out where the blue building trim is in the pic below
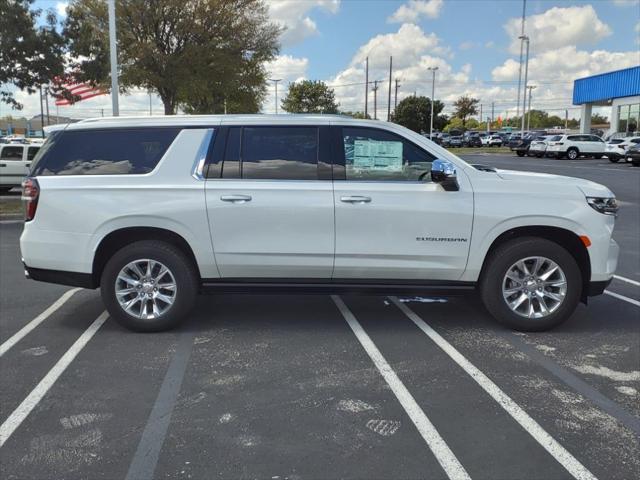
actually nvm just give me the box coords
[573,66,640,105]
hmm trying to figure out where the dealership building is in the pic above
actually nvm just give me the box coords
[573,66,639,137]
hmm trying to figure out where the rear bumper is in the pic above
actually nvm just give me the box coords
[586,278,612,297]
[23,262,96,289]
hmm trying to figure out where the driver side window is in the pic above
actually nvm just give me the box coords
[342,127,435,181]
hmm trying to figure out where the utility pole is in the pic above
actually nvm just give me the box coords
[149,91,152,115]
[491,102,495,125]
[519,35,530,137]
[427,66,438,139]
[364,57,369,118]
[526,85,536,131]
[224,99,227,115]
[516,0,527,119]
[108,0,119,116]
[269,78,282,114]
[39,86,44,138]
[387,56,393,121]
[44,89,50,126]
[372,80,379,120]
[565,109,569,130]
[480,104,483,128]
[394,79,400,110]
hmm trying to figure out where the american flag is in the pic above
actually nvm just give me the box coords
[54,79,107,106]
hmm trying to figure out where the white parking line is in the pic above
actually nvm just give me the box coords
[0,311,108,448]
[0,288,82,357]
[613,275,640,288]
[389,297,597,480]
[604,290,640,307]
[331,295,470,480]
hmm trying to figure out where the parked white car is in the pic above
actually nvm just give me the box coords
[20,115,619,332]
[605,137,640,163]
[0,143,41,191]
[528,136,554,158]
[545,134,606,159]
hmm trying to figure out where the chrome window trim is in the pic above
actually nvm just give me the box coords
[192,129,215,181]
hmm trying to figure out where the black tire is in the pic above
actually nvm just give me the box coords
[535,153,543,158]
[566,147,579,160]
[632,160,640,167]
[100,240,199,332]
[516,151,525,157]
[608,157,620,163]
[479,237,582,331]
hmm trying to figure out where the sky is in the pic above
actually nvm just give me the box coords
[4,0,640,121]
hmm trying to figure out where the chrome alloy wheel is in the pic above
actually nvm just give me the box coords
[502,256,567,319]
[115,259,177,319]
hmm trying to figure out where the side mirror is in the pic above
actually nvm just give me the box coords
[430,159,459,191]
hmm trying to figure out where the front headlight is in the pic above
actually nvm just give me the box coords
[587,197,618,216]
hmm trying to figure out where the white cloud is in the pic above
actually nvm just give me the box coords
[612,0,639,6]
[267,0,340,47]
[55,1,68,18]
[459,41,475,50]
[324,23,471,119]
[263,55,309,113]
[504,5,611,54]
[388,0,443,23]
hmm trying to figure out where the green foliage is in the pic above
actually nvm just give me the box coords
[452,96,479,127]
[281,80,339,114]
[0,0,65,109]
[341,111,371,119]
[391,95,445,133]
[591,113,608,125]
[64,0,280,114]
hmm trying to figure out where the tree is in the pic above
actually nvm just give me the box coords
[341,111,371,119]
[281,80,339,114]
[64,0,280,114]
[591,113,608,125]
[0,0,66,109]
[452,96,479,127]
[391,96,444,134]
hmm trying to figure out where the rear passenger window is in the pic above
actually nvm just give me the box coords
[32,128,180,176]
[342,127,435,181]
[1,146,23,160]
[240,127,318,180]
[27,146,40,160]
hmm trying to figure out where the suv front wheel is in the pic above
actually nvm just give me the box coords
[100,240,199,332]
[480,237,581,331]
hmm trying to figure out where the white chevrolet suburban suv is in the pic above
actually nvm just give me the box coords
[20,115,619,332]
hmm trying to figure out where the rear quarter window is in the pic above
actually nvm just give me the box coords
[32,128,181,176]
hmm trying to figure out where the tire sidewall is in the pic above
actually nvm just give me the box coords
[480,238,582,331]
[101,241,197,332]
[567,148,578,159]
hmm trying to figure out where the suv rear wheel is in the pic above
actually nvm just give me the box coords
[480,237,581,331]
[100,240,198,332]
[566,147,579,160]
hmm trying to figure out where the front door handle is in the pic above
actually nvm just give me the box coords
[340,195,371,204]
[220,194,252,203]
[0,163,6,167]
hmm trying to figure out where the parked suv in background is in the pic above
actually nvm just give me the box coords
[605,137,640,163]
[21,115,619,332]
[546,134,605,159]
[0,143,41,191]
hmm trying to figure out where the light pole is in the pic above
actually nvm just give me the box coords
[108,0,119,116]
[269,78,282,114]
[519,35,530,138]
[526,85,536,131]
[515,0,527,120]
[427,66,438,140]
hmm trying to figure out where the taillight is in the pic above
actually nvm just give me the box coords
[21,177,39,222]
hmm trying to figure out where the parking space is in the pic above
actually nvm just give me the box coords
[1,156,638,479]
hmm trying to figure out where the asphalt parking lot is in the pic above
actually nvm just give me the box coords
[0,155,638,480]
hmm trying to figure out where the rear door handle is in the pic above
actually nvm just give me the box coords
[340,195,371,204]
[0,163,6,167]
[220,194,252,203]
